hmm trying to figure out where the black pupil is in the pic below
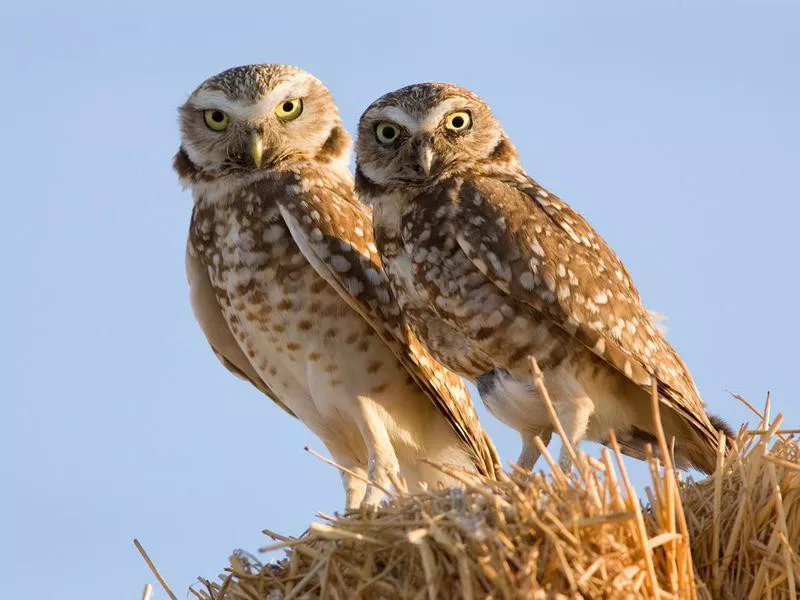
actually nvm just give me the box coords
[282,101,294,113]
[451,115,464,128]
[383,126,396,139]
[212,111,224,122]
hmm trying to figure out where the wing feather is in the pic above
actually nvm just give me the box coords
[448,175,718,450]
[275,173,500,477]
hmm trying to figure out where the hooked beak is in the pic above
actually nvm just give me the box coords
[415,138,435,176]
[249,131,264,168]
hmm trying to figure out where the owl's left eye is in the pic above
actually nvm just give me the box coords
[275,98,303,121]
[445,111,472,132]
[204,110,229,131]
[376,122,400,144]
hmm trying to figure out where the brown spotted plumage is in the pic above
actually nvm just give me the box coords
[176,66,498,509]
[356,82,732,474]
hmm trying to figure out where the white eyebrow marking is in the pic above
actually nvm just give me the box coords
[420,97,470,130]
[191,74,315,122]
[367,97,473,134]
[367,106,419,132]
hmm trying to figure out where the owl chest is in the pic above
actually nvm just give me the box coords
[193,200,351,390]
[193,201,307,283]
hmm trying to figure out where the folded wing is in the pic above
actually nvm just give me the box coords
[447,175,720,455]
[276,173,500,478]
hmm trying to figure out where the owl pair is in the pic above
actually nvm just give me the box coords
[175,64,731,509]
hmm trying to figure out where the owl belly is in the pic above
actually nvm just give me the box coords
[217,266,333,407]
[215,256,460,468]
[203,203,455,472]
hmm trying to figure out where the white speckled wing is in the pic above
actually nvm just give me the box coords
[445,174,718,450]
[276,170,500,478]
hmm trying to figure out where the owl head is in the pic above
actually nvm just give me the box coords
[355,83,520,193]
[174,64,351,184]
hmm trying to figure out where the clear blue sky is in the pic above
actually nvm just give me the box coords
[2,1,798,598]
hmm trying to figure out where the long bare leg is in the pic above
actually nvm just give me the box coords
[316,446,368,511]
[554,397,594,470]
[341,465,368,511]
[517,428,553,470]
[357,397,399,507]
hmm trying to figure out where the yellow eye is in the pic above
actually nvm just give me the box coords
[376,121,400,144]
[445,111,472,132]
[203,109,229,131]
[275,98,303,121]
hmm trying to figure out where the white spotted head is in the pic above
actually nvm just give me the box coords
[174,64,351,184]
[355,83,521,193]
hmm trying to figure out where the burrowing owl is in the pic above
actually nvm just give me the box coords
[355,83,732,474]
[175,66,498,508]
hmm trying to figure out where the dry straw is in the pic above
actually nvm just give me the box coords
[144,365,798,599]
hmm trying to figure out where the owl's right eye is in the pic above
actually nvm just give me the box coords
[204,110,229,131]
[376,122,400,144]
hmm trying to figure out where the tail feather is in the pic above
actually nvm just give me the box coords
[620,413,735,476]
[614,427,692,470]
[685,413,735,474]
[709,413,736,441]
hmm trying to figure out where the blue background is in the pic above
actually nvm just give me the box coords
[2,1,797,598]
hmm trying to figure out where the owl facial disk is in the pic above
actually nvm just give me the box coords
[186,88,315,170]
[357,85,516,192]
[178,65,351,179]
[360,99,476,184]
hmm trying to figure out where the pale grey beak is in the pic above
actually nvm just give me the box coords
[415,138,435,176]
